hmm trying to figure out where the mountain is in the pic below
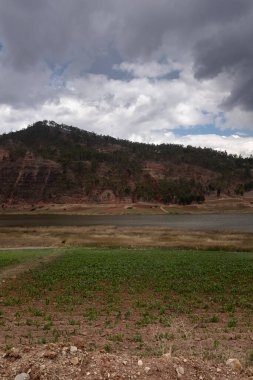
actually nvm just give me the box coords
[0,120,252,205]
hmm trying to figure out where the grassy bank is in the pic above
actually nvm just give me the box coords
[1,226,253,251]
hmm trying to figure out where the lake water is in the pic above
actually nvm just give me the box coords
[0,213,253,232]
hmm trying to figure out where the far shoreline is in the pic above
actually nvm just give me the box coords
[1,195,253,215]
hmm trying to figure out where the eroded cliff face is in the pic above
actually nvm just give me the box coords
[0,152,63,203]
[0,150,206,205]
[0,150,132,205]
[0,148,9,161]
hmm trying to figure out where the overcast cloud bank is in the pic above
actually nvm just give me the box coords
[0,0,253,156]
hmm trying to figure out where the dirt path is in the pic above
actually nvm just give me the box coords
[0,249,61,282]
[0,246,53,251]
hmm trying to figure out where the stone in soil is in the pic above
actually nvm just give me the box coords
[226,358,243,372]
[14,374,30,380]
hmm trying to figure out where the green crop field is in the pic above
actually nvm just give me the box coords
[0,249,53,270]
[0,247,253,361]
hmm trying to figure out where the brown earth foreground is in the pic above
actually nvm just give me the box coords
[1,248,253,379]
[1,344,253,380]
[1,216,253,379]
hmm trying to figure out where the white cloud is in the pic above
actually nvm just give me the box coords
[166,133,253,157]
[222,107,253,131]
[0,68,221,134]
[0,62,252,157]
[113,60,181,78]
[130,131,253,157]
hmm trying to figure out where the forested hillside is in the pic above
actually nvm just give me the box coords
[0,120,252,205]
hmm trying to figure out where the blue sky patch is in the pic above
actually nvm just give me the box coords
[173,124,253,137]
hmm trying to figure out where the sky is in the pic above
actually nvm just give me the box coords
[0,0,253,156]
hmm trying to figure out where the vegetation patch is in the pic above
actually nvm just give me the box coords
[0,249,53,270]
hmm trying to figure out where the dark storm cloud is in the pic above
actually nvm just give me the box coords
[193,5,253,111]
[195,36,253,111]
[0,0,253,111]
[0,0,115,72]
[112,0,252,60]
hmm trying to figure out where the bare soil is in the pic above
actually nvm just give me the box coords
[1,344,252,380]
[1,284,252,366]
